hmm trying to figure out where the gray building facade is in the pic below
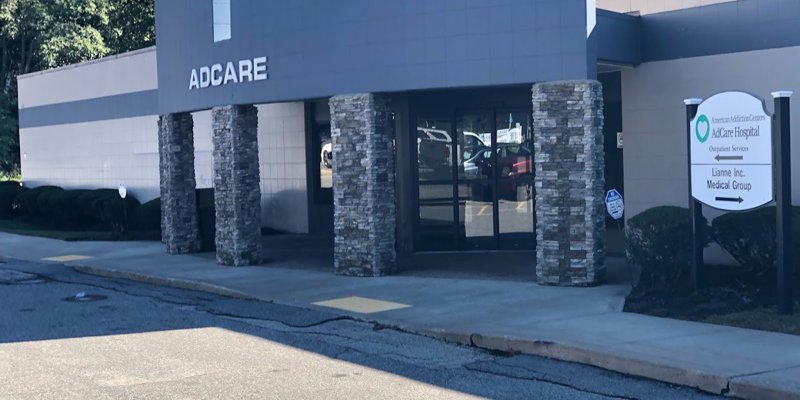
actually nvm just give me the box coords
[17,0,800,283]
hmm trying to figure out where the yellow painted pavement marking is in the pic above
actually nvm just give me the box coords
[312,296,412,314]
[41,255,94,262]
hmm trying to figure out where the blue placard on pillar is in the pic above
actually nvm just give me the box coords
[605,189,624,220]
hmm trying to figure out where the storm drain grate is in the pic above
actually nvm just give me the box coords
[62,292,108,302]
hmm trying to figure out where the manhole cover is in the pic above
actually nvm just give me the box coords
[62,292,108,302]
[0,269,46,285]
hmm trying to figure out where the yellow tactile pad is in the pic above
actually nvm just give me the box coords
[312,296,411,314]
[41,255,94,262]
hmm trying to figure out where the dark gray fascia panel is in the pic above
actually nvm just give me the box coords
[19,90,158,129]
[155,0,591,114]
[595,9,641,65]
[641,0,800,62]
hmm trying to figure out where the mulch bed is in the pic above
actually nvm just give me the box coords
[624,264,800,335]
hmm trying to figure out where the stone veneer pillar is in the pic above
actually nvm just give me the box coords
[532,80,605,286]
[329,93,396,276]
[212,105,262,266]
[158,113,200,254]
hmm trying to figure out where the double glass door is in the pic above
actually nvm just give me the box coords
[416,109,535,251]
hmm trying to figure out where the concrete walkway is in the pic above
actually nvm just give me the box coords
[1,231,798,400]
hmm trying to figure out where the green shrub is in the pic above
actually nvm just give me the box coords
[46,189,92,227]
[74,189,118,226]
[35,186,65,221]
[712,206,800,278]
[626,206,711,288]
[96,194,140,232]
[0,181,21,188]
[0,183,24,216]
[13,185,62,217]
[137,197,161,234]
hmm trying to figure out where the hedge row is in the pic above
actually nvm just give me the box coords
[712,207,800,277]
[625,206,711,287]
[0,182,161,235]
[0,181,23,217]
[626,205,800,289]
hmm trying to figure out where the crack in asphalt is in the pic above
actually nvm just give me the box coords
[463,362,642,400]
[21,268,357,331]
[199,308,354,329]
[37,268,507,371]
[4,264,728,399]
[291,330,466,365]
[330,346,462,373]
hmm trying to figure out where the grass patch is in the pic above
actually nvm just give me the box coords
[0,218,118,241]
[704,307,800,336]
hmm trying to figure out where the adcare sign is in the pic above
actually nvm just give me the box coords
[690,92,773,211]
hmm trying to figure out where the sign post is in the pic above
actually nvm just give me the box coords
[118,183,127,235]
[687,91,793,314]
[688,92,775,290]
[606,189,633,287]
[684,98,705,289]
[773,91,793,315]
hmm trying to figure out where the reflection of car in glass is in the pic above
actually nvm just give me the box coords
[463,144,531,177]
[508,159,534,201]
[463,144,534,200]
[321,140,332,168]
[418,129,487,166]
[417,128,452,166]
[417,128,453,180]
[459,132,487,162]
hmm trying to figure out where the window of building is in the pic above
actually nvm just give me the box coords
[213,0,231,42]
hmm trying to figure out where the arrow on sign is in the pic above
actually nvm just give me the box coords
[715,196,744,203]
[715,154,743,161]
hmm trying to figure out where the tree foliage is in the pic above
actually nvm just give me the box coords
[104,0,155,55]
[0,93,17,172]
[0,0,154,173]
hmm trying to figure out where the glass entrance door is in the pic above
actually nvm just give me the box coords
[417,117,456,251]
[495,110,535,250]
[415,109,535,252]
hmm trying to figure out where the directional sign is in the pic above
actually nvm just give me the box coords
[690,92,773,211]
[605,189,624,220]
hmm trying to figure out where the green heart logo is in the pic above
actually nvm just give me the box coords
[696,114,710,143]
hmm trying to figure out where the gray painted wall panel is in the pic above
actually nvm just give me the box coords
[595,10,640,65]
[598,0,736,15]
[18,90,158,129]
[19,102,309,234]
[640,0,800,62]
[155,0,590,114]
[17,47,157,108]
[622,46,800,223]
[621,45,800,264]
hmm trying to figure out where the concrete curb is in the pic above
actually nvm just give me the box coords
[470,334,728,395]
[69,262,797,400]
[71,264,258,301]
[729,380,800,400]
